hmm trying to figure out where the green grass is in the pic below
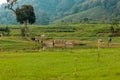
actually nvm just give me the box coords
[0,24,120,80]
[0,24,111,38]
[1,24,120,38]
[0,49,120,80]
[0,24,120,51]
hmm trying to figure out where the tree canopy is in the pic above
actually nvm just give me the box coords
[15,5,36,24]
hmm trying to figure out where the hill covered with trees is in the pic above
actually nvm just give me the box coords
[0,0,120,24]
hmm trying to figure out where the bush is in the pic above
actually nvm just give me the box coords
[21,28,26,37]
[5,26,10,36]
[0,26,11,36]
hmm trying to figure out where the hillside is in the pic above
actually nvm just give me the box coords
[0,0,120,24]
[57,0,120,23]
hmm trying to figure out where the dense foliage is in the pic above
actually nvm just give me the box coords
[15,5,36,24]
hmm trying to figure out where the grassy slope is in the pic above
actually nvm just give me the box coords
[54,6,108,23]
[0,49,120,80]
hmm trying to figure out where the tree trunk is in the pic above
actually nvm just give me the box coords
[24,20,29,37]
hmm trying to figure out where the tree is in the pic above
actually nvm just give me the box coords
[5,0,17,12]
[6,0,36,37]
[15,5,36,36]
[110,19,119,36]
[83,17,89,23]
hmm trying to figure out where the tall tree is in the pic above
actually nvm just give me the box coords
[15,5,36,36]
[5,0,36,37]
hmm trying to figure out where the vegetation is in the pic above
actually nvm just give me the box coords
[15,5,36,36]
[0,23,119,80]
[0,0,120,24]
[5,0,36,37]
[15,5,36,24]
[0,1,120,80]
[0,26,10,36]
[0,24,119,51]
